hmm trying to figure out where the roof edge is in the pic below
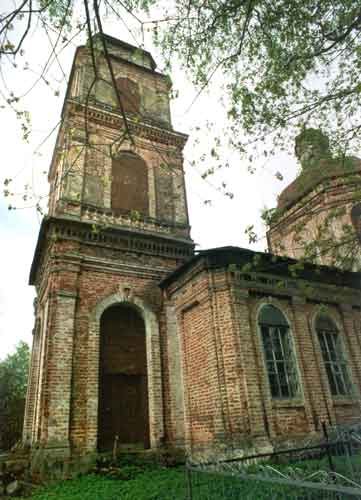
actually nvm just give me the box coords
[159,246,361,291]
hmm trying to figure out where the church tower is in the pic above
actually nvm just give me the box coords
[23,34,194,463]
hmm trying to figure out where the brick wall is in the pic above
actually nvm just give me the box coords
[164,261,361,457]
[267,172,361,269]
[48,45,189,235]
[25,36,361,467]
[26,36,194,459]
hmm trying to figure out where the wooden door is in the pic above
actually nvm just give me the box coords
[98,305,150,451]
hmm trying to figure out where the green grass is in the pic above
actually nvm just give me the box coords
[12,453,361,500]
[14,467,187,500]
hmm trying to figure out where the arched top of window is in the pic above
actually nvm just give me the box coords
[113,150,141,161]
[258,304,288,327]
[315,314,338,332]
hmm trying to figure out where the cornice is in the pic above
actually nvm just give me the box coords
[29,216,194,286]
[269,176,360,234]
[277,159,361,212]
[50,253,169,281]
[67,99,188,149]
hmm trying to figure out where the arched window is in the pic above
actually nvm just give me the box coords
[316,314,352,396]
[111,151,149,216]
[259,305,299,398]
[116,77,140,114]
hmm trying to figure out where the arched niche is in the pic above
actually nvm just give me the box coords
[111,151,149,216]
[116,77,140,114]
[98,303,149,451]
[86,290,164,452]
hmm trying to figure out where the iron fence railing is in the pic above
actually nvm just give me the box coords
[185,422,361,499]
[186,465,361,499]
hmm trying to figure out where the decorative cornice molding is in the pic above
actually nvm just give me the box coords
[29,216,194,286]
[67,99,188,149]
[269,178,360,234]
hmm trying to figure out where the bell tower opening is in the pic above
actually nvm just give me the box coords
[111,151,149,216]
[98,304,149,451]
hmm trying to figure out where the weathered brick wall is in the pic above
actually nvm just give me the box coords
[69,262,164,452]
[48,45,189,232]
[26,37,194,459]
[267,172,361,269]
[164,263,361,457]
[26,215,194,455]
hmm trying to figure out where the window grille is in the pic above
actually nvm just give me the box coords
[259,305,299,398]
[316,314,352,396]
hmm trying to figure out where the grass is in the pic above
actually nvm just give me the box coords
[12,452,361,500]
[14,469,187,500]
[13,456,188,500]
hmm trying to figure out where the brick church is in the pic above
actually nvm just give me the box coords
[23,34,361,468]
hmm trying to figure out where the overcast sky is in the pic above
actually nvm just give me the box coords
[0,8,299,358]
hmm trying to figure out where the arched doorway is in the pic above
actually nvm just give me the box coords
[98,304,150,451]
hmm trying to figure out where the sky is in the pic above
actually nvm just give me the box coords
[0,5,299,358]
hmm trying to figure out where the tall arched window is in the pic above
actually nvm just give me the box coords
[111,151,149,216]
[316,314,352,396]
[116,77,140,114]
[259,305,299,398]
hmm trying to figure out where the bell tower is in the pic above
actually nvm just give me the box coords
[47,33,191,237]
[23,34,193,463]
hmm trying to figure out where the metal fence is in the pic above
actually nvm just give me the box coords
[186,466,361,499]
[185,423,361,499]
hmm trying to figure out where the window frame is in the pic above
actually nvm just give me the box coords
[315,313,353,397]
[258,304,300,400]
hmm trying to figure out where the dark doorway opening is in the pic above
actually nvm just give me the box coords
[98,304,150,451]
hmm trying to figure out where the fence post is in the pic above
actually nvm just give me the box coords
[186,465,193,500]
[344,431,356,482]
[322,421,335,473]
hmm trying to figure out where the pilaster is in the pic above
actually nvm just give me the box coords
[43,291,77,453]
[233,290,268,439]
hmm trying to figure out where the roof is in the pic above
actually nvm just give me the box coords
[92,33,157,71]
[159,246,361,290]
[277,157,361,212]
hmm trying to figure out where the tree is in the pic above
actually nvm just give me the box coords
[127,0,361,155]
[0,341,30,451]
[2,0,361,269]
[128,0,361,270]
[3,0,361,158]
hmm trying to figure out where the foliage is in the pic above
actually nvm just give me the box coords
[3,1,361,155]
[0,341,30,451]
[9,447,361,500]
[126,0,361,157]
[2,0,361,269]
[12,454,361,500]
[126,0,361,272]
[13,465,187,500]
